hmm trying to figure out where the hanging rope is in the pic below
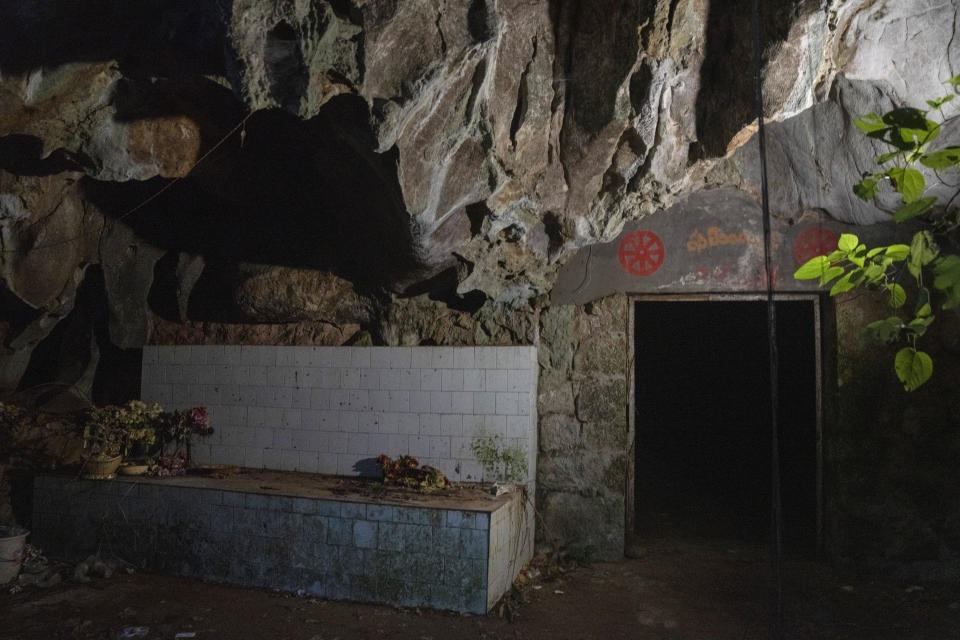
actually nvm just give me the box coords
[0,111,254,255]
[750,0,784,637]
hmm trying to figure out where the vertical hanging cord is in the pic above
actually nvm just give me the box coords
[750,0,784,637]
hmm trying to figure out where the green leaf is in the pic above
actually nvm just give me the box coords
[941,283,960,309]
[908,231,939,280]
[854,113,888,134]
[883,244,911,261]
[882,107,928,130]
[946,74,960,89]
[933,254,960,291]
[901,169,925,202]
[936,255,960,310]
[853,177,878,201]
[820,265,846,287]
[907,319,931,337]
[893,196,937,222]
[927,95,955,109]
[894,347,933,391]
[837,233,859,252]
[875,151,901,164]
[887,283,906,308]
[919,146,960,171]
[826,249,848,262]
[887,168,925,202]
[794,255,830,280]
[881,133,917,151]
[898,120,940,147]
[849,246,867,268]
[915,288,931,316]
[908,258,921,280]
[863,262,887,283]
[861,317,902,345]
[830,272,857,295]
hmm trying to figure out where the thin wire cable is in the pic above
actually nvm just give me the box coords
[0,111,253,255]
[750,0,784,637]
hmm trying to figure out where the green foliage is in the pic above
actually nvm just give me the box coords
[893,197,937,222]
[795,79,960,390]
[794,228,951,391]
[471,434,528,484]
[934,254,960,308]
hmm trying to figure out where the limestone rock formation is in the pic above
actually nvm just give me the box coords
[0,0,958,395]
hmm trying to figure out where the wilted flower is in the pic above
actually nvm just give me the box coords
[187,407,211,434]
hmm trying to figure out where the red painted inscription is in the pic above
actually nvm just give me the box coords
[794,228,839,266]
[618,230,664,276]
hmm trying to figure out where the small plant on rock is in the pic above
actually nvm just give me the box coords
[471,434,528,484]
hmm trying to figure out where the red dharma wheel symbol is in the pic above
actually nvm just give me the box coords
[794,228,839,266]
[618,230,665,276]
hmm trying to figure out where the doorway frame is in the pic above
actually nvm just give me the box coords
[625,293,824,554]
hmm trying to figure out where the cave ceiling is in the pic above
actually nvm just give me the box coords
[0,0,958,394]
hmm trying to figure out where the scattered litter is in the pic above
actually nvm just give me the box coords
[532,585,542,590]
[72,563,90,583]
[120,627,150,638]
[553,590,564,595]
[840,585,854,592]
[72,554,124,583]
[10,543,62,591]
[905,585,924,593]
[174,633,196,639]
[17,570,61,589]
[490,483,511,496]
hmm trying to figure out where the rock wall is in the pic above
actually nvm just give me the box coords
[3,0,958,392]
[828,296,960,581]
[537,296,628,561]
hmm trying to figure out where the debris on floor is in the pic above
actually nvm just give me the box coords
[72,553,127,583]
[8,544,61,593]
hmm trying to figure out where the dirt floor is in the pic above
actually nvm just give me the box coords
[4,538,960,640]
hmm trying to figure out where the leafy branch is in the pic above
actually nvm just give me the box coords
[794,75,960,391]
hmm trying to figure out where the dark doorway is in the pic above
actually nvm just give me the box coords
[633,299,819,554]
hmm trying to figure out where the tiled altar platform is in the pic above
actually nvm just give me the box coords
[32,470,532,614]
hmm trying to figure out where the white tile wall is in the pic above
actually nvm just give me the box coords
[141,346,538,484]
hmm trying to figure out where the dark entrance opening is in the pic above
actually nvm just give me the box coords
[633,299,819,554]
